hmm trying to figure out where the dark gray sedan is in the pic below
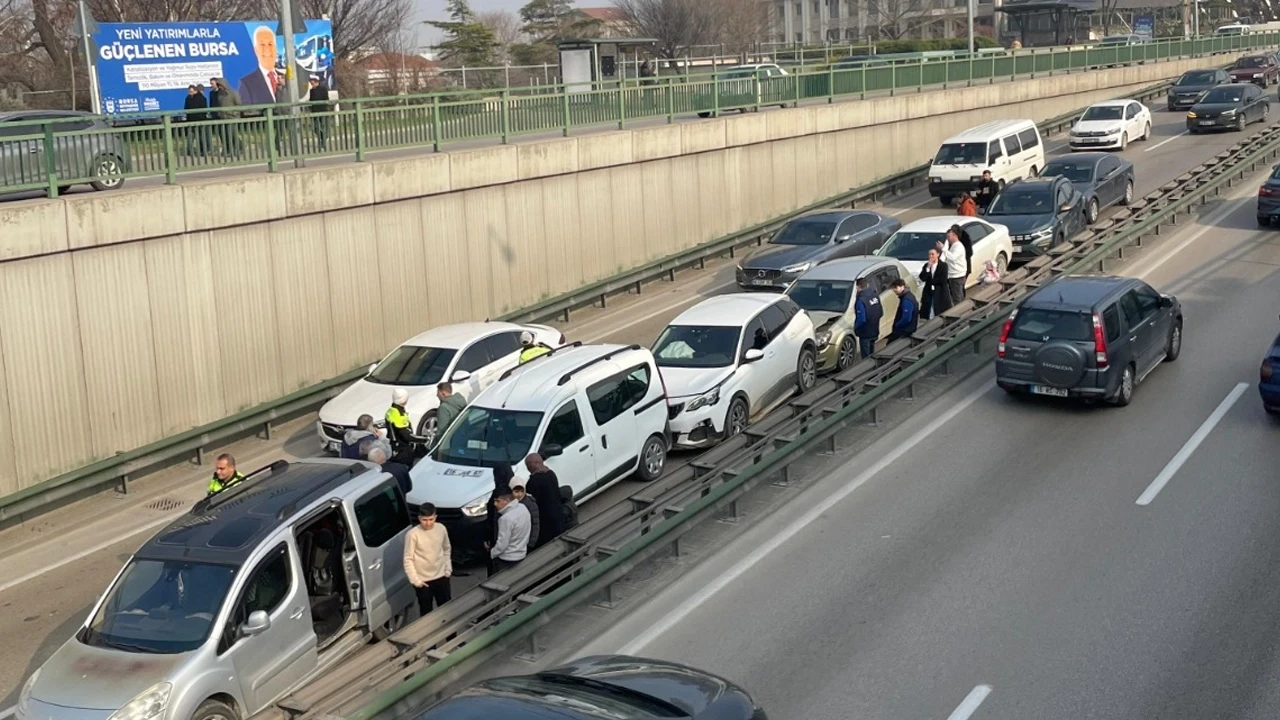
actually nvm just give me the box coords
[1038,152,1135,224]
[736,209,901,290]
[0,110,131,193]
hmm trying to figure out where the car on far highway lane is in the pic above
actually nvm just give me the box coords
[1227,52,1280,87]
[996,274,1182,406]
[0,110,131,193]
[1039,152,1136,224]
[785,256,920,372]
[1255,162,1280,226]
[1187,83,1271,133]
[1068,99,1152,151]
[983,176,1086,260]
[1098,33,1147,46]
[735,209,901,290]
[1167,68,1230,110]
[412,655,769,720]
[874,216,1013,287]
[1259,316,1280,414]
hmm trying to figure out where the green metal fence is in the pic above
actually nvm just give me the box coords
[2,33,1273,198]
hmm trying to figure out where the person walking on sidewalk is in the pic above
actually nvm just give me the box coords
[404,503,452,615]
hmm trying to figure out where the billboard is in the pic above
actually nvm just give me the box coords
[1134,15,1155,40]
[91,19,335,114]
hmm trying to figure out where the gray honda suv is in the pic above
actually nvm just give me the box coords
[995,274,1182,406]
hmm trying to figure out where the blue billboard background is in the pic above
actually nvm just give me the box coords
[1134,15,1155,39]
[92,19,334,115]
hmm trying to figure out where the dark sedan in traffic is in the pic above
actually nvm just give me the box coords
[1186,83,1270,133]
[984,176,1087,258]
[1261,316,1280,415]
[736,209,900,290]
[1166,68,1230,110]
[1038,152,1135,224]
[413,655,768,720]
[1256,163,1280,226]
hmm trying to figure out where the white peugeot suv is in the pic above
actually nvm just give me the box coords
[654,293,817,449]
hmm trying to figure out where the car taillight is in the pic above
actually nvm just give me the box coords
[1263,358,1275,382]
[1261,186,1277,197]
[997,309,1017,358]
[1092,312,1109,368]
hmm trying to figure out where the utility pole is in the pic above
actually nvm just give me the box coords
[74,0,100,113]
[279,0,303,164]
[967,0,975,54]
[1193,0,1200,37]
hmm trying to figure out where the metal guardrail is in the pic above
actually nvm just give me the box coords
[247,81,1263,720]
[0,75,1180,525]
[0,32,1264,198]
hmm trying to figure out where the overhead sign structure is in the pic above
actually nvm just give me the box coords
[91,19,334,114]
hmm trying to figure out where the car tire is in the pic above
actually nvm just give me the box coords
[995,252,1008,275]
[634,434,667,482]
[1164,318,1182,362]
[1142,121,1152,140]
[1109,365,1135,407]
[939,196,953,207]
[191,699,239,720]
[1236,114,1247,131]
[1259,215,1272,227]
[416,411,438,448]
[1086,197,1099,224]
[89,153,126,191]
[724,396,750,439]
[1119,132,1128,150]
[1121,180,1134,206]
[1029,165,1039,178]
[836,336,857,371]
[57,184,72,195]
[796,346,817,393]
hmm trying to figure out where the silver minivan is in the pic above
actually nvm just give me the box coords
[16,458,416,720]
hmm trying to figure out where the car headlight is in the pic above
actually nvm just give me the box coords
[1186,111,1197,118]
[1223,108,1237,116]
[1253,73,1263,78]
[461,494,489,518]
[781,262,811,274]
[1029,227,1053,241]
[685,386,721,412]
[816,329,832,348]
[929,176,940,183]
[106,683,172,720]
[17,668,40,715]
[969,175,982,182]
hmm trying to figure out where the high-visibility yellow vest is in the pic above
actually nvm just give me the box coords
[207,471,246,496]
[518,345,552,364]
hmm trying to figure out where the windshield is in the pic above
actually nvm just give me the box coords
[879,231,945,261]
[368,346,456,386]
[1080,105,1123,121]
[652,325,740,368]
[771,218,837,245]
[1010,308,1092,342]
[1200,87,1244,104]
[787,279,855,314]
[935,142,987,165]
[1177,71,1217,85]
[1217,26,1245,35]
[82,559,235,654]
[987,186,1054,215]
[435,406,543,467]
[1234,56,1267,68]
[1040,161,1094,183]
[1100,35,1129,44]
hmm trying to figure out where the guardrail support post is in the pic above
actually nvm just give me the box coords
[593,582,617,609]
[265,108,278,173]
[262,421,273,440]
[820,433,837,455]
[43,123,58,199]
[195,447,204,466]
[161,114,178,185]
[117,474,130,494]
[501,90,511,143]
[865,405,879,427]
[671,536,683,558]
[771,465,791,487]
[721,499,740,523]
[514,630,543,663]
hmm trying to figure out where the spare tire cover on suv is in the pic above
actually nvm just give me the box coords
[1033,341,1087,388]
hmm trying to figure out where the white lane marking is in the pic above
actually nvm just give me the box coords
[947,685,994,720]
[616,378,994,654]
[889,193,941,216]
[1136,382,1249,506]
[1,705,16,720]
[1145,130,1189,152]
[1133,191,1257,280]
[0,512,183,595]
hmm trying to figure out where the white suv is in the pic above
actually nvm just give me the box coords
[654,293,817,449]
[317,322,563,451]
[407,344,670,562]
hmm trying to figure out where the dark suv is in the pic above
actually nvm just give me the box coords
[996,275,1182,406]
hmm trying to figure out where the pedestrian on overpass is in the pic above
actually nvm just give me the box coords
[888,279,919,342]
[950,223,974,276]
[939,230,968,306]
[517,331,553,364]
[404,502,452,615]
[852,277,883,359]
[206,453,245,497]
[386,389,417,466]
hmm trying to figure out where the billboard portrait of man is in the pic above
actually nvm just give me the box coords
[238,25,279,105]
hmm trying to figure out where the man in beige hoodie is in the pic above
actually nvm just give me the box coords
[404,503,452,615]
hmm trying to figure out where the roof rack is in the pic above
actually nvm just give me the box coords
[557,344,643,386]
[498,341,584,382]
[194,459,291,513]
[276,462,367,520]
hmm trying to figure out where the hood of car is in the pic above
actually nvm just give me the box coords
[318,379,439,427]
[1229,67,1268,77]
[807,309,847,331]
[1171,83,1215,95]
[985,212,1055,235]
[29,639,192,711]
[1192,101,1244,114]
[658,365,737,400]
[547,655,739,717]
[741,242,831,271]
[407,458,506,509]
[1073,119,1123,134]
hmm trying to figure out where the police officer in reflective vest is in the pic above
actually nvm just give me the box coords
[853,277,883,360]
[517,330,552,364]
[207,453,246,497]
[386,388,417,465]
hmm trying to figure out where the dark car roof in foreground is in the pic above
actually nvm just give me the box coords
[1023,274,1138,310]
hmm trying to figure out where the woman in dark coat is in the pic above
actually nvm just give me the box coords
[918,246,950,319]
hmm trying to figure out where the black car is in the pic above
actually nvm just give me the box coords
[1167,68,1230,110]
[1187,83,1270,133]
[414,655,768,720]
[983,176,1087,258]
[1257,162,1280,227]
[736,209,901,290]
[1039,152,1135,224]
[996,274,1182,406]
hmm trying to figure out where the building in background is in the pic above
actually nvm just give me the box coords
[350,51,438,95]
[767,0,998,43]
[573,7,637,38]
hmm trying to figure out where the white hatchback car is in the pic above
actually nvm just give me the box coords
[1068,99,1152,151]
[875,216,1014,289]
[654,293,817,449]
[316,321,563,451]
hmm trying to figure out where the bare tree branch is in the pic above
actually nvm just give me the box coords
[612,0,715,59]
[296,0,412,60]
[706,0,770,53]
[856,0,941,39]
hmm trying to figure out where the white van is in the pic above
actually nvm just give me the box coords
[406,343,670,561]
[928,119,1045,206]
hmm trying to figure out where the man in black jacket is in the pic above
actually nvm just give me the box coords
[887,279,919,342]
[522,453,565,548]
[306,75,331,151]
[182,84,210,157]
[974,169,999,212]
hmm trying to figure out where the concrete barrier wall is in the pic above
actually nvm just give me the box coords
[0,55,1216,497]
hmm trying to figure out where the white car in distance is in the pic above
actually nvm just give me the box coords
[654,293,817,449]
[316,321,564,451]
[874,216,1014,289]
[1068,99,1152,151]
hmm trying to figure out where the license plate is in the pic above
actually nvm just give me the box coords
[750,279,775,286]
[1031,385,1069,398]
[1200,120,1214,126]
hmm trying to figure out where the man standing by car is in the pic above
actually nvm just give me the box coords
[206,454,245,497]
[939,229,968,305]
[486,491,531,572]
[523,453,565,548]
[434,382,467,442]
[518,331,553,364]
[852,277,883,359]
[888,279,919,342]
[404,502,452,615]
[511,479,540,551]
[975,170,999,212]
[386,389,417,466]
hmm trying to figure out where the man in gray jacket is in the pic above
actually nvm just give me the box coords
[485,491,530,573]
[434,382,468,445]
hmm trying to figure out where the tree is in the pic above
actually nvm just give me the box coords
[428,0,498,67]
[858,0,943,39]
[477,8,523,62]
[707,0,770,53]
[612,0,716,59]
[296,0,413,60]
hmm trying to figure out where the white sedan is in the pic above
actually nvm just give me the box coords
[1068,99,1152,151]
[874,216,1014,288]
[316,321,564,452]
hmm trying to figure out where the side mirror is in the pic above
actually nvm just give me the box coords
[1060,203,1074,212]
[835,234,852,244]
[743,348,765,363]
[240,610,270,637]
[1159,295,1174,308]
[540,443,563,458]
[450,370,472,383]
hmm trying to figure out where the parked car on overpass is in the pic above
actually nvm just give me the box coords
[874,216,1013,287]
[1167,68,1230,110]
[985,176,1087,259]
[1039,152,1136,224]
[0,110,130,193]
[1067,99,1152,151]
[696,63,789,118]
[735,209,901,290]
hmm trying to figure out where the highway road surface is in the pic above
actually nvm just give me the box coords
[0,106,1256,713]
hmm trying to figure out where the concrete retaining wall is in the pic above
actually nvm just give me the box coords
[0,55,1217,498]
